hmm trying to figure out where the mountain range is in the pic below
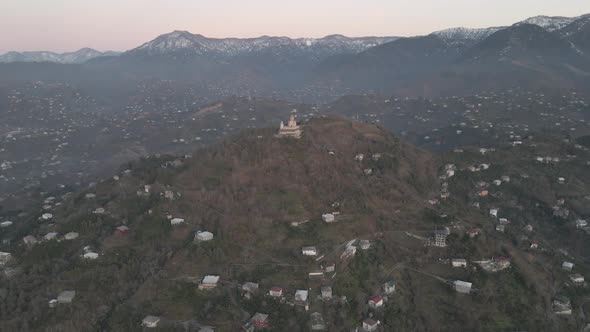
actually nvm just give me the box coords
[0,48,120,64]
[0,13,589,100]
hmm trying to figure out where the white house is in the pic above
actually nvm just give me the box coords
[302,246,317,256]
[489,208,498,218]
[64,232,79,240]
[359,240,371,250]
[324,263,335,273]
[383,280,396,294]
[199,275,220,290]
[22,235,37,246]
[41,213,53,221]
[195,231,214,242]
[562,261,574,271]
[0,252,12,266]
[0,221,13,228]
[83,252,99,260]
[142,315,161,328]
[368,295,384,308]
[570,274,585,285]
[268,287,283,298]
[321,286,332,300]
[576,219,588,228]
[170,217,185,225]
[362,319,380,332]
[322,214,335,223]
[451,258,467,268]
[295,290,309,303]
[44,232,59,241]
[57,290,76,304]
[453,280,472,294]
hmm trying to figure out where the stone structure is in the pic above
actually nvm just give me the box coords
[277,114,302,138]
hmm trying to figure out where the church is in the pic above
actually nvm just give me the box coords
[277,114,302,139]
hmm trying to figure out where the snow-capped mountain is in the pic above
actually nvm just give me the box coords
[517,15,578,32]
[0,48,120,64]
[432,27,504,46]
[127,31,398,58]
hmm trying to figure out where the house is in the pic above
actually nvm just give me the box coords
[199,275,220,290]
[0,221,13,228]
[496,224,505,233]
[524,224,533,232]
[479,190,489,197]
[451,258,468,268]
[368,295,384,309]
[116,226,129,235]
[498,218,510,225]
[495,257,511,270]
[309,271,324,278]
[383,280,396,294]
[44,232,59,241]
[322,214,335,223]
[310,312,326,331]
[142,315,161,328]
[362,319,380,332]
[493,180,502,186]
[340,245,357,259]
[268,287,283,298]
[0,252,12,266]
[41,213,53,221]
[83,252,99,260]
[576,219,588,228]
[453,280,472,294]
[431,229,449,247]
[170,218,185,225]
[64,232,79,240]
[466,228,481,238]
[57,290,76,304]
[530,240,539,249]
[355,154,364,162]
[501,175,511,182]
[242,282,259,299]
[570,274,585,285]
[302,246,317,256]
[22,235,37,246]
[553,296,572,315]
[251,313,270,328]
[48,299,58,308]
[295,290,309,303]
[562,261,574,272]
[321,286,332,300]
[324,263,335,273]
[359,240,371,250]
[195,231,214,242]
[557,177,566,184]
[93,208,105,214]
[489,208,499,217]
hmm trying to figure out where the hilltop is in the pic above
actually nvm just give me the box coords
[2,116,590,331]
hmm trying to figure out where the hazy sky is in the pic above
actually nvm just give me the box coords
[1,0,590,53]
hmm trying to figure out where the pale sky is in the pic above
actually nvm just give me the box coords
[1,0,589,53]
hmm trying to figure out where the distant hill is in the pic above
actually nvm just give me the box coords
[0,48,120,64]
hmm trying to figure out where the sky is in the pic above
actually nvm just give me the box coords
[1,0,590,53]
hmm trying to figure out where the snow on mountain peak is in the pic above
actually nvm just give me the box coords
[518,15,578,31]
[432,27,504,46]
[129,31,399,57]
